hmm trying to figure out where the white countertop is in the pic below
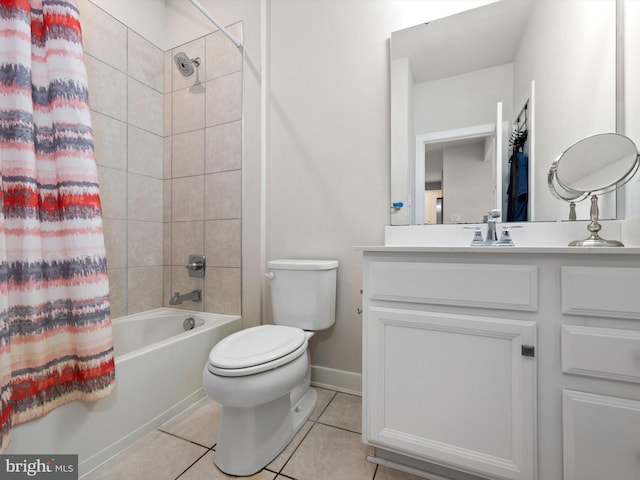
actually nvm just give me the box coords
[356,245,640,255]
[368,219,640,255]
[368,219,640,254]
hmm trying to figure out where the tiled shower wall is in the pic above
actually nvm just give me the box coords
[79,0,242,318]
[166,24,243,315]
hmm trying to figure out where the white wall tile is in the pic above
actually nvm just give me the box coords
[204,170,241,219]
[164,223,172,265]
[172,130,205,178]
[205,219,241,267]
[163,136,172,179]
[83,4,244,319]
[128,173,163,221]
[128,30,164,92]
[85,55,127,120]
[128,220,164,267]
[163,266,172,308]
[163,93,173,137]
[205,23,243,81]
[79,0,127,72]
[163,179,172,222]
[204,267,241,314]
[205,121,242,173]
[171,221,205,265]
[107,268,127,319]
[128,126,163,178]
[91,111,126,170]
[97,166,127,219]
[127,266,164,314]
[172,176,204,221]
[205,72,242,127]
[172,87,206,134]
[164,50,173,94]
[102,218,126,269]
[128,79,163,135]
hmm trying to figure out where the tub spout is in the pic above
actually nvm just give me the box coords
[170,290,202,305]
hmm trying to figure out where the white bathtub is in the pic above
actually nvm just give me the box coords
[6,308,242,477]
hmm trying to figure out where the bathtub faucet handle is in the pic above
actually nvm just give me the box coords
[185,255,206,278]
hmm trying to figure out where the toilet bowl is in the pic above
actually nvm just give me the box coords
[202,259,338,476]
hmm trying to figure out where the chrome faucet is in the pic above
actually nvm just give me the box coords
[485,209,500,243]
[169,289,202,305]
[470,209,516,246]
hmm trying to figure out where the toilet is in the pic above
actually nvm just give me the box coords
[202,259,338,476]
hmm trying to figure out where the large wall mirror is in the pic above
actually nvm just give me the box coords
[390,0,618,225]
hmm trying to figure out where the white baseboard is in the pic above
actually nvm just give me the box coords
[311,365,362,395]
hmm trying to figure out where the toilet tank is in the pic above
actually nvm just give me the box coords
[267,259,338,331]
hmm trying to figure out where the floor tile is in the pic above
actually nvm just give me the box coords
[374,465,432,480]
[83,431,207,480]
[309,387,336,421]
[318,392,362,433]
[281,423,375,480]
[266,421,313,473]
[159,397,222,448]
[179,451,277,480]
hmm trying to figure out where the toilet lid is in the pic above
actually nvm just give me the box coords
[208,325,306,371]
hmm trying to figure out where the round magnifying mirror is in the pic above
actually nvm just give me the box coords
[555,133,639,194]
[548,133,639,247]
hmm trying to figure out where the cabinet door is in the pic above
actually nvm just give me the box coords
[563,390,640,480]
[363,307,536,480]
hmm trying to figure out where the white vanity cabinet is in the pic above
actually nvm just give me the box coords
[360,248,640,480]
[559,265,640,480]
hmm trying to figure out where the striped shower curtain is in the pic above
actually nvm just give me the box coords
[0,0,115,451]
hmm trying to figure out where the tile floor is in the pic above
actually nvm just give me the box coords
[82,388,425,480]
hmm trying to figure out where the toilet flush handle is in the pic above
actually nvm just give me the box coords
[264,272,275,280]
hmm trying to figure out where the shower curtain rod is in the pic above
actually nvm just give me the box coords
[188,0,243,50]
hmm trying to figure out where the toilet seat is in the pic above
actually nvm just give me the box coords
[208,325,307,377]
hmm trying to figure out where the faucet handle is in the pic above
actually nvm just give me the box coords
[498,228,514,245]
[498,225,522,245]
[464,226,484,245]
[185,255,206,278]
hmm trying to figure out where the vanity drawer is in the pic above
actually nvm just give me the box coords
[368,261,537,311]
[562,266,640,319]
[561,325,640,383]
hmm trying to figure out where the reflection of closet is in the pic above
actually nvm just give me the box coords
[507,103,529,221]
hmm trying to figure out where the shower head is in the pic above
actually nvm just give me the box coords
[174,52,201,77]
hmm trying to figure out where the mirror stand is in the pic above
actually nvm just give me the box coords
[569,195,624,247]
[549,133,639,247]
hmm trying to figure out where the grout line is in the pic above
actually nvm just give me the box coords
[86,388,366,480]
[275,421,316,476]
[156,428,214,450]
[315,420,362,436]
[312,389,338,422]
[173,448,210,480]
[274,390,340,476]
[271,473,296,480]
